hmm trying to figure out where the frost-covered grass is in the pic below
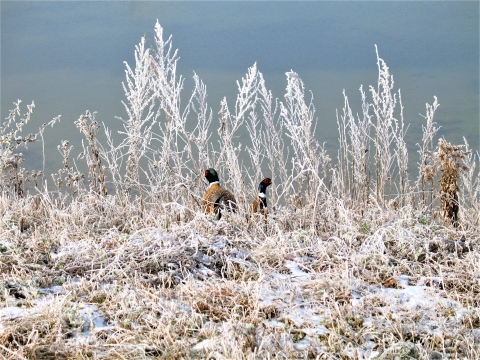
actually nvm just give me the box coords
[1,216,479,359]
[1,21,479,359]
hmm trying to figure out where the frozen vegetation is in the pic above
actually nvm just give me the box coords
[1,21,479,359]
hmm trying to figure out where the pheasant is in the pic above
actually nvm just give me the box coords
[251,178,272,214]
[202,168,237,219]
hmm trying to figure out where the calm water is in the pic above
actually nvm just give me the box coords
[1,1,479,176]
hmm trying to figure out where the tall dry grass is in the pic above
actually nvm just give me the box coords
[1,21,479,359]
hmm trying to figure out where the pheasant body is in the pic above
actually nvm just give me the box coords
[251,178,272,214]
[202,169,237,219]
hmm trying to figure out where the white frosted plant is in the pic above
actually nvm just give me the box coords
[150,20,187,190]
[459,138,479,227]
[189,72,214,172]
[416,96,440,208]
[0,100,35,160]
[257,74,283,208]
[51,139,85,197]
[279,70,324,210]
[147,21,230,212]
[117,31,158,207]
[0,100,34,194]
[369,45,408,206]
[1,100,59,195]
[336,87,372,209]
[350,86,372,206]
[74,110,108,196]
[114,20,204,212]
[215,63,263,213]
[244,94,264,192]
[391,89,410,207]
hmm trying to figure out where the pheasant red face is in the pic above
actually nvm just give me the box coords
[262,178,272,186]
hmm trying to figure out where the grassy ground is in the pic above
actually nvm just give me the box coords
[1,196,479,359]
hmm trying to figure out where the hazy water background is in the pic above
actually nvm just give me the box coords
[1,1,478,178]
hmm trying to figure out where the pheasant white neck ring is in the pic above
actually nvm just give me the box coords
[208,181,219,189]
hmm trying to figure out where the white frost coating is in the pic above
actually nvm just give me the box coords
[0,306,29,319]
[286,71,299,79]
[264,320,287,329]
[191,339,216,354]
[299,326,330,337]
[79,304,107,331]
[350,273,471,356]
[284,260,310,281]
[293,337,310,351]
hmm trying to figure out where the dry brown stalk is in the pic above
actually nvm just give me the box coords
[436,138,470,228]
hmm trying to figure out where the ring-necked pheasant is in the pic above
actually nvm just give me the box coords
[202,168,237,219]
[251,178,272,214]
